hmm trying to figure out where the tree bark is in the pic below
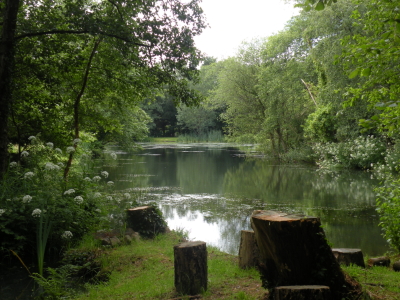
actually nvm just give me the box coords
[332,248,365,268]
[238,230,259,269]
[271,285,332,300]
[174,241,207,295]
[251,210,362,300]
[0,0,20,179]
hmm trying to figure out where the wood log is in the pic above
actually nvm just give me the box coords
[368,256,390,267]
[251,210,362,300]
[332,248,365,268]
[238,230,259,269]
[126,206,167,238]
[271,285,332,300]
[174,241,207,295]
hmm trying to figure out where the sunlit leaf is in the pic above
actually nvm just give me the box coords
[348,69,360,79]
[361,68,371,77]
[315,1,325,11]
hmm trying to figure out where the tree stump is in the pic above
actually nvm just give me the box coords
[126,206,167,238]
[251,210,361,300]
[368,256,390,267]
[174,241,207,295]
[332,248,365,268]
[271,285,332,300]
[238,230,259,269]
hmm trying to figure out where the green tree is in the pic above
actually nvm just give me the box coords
[0,0,206,177]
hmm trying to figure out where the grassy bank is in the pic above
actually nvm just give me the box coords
[72,232,265,300]
[63,231,400,300]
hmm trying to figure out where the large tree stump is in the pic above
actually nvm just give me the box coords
[238,230,259,269]
[126,206,167,238]
[174,241,207,295]
[271,285,332,300]
[332,248,365,268]
[251,210,361,300]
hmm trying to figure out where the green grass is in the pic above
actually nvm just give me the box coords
[147,137,178,143]
[72,233,264,300]
[343,262,400,300]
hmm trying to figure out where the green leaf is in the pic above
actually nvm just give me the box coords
[348,69,360,79]
[361,67,371,77]
[315,1,325,11]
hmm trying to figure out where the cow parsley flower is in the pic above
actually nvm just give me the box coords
[57,162,64,167]
[107,181,114,186]
[45,162,60,171]
[32,209,41,217]
[64,189,75,195]
[61,231,73,239]
[23,195,32,203]
[28,136,36,141]
[66,146,75,154]
[110,152,117,160]
[93,192,101,198]
[73,138,81,145]
[84,177,92,182]
[21,151,29,157]
[46,142,54,149]
[101,171,109,178]
[106,196,113,201]
[9,161,17,168]
[124,193,131,199]
[0,209,5,216]
[92,176,101,182]
[74,196,83,204]
[55,148,62,154]
[95,209,101,213]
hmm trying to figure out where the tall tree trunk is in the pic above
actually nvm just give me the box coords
[64,38,101,179]
[0,0,20,179]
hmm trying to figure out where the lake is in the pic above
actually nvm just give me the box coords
[101,143,388,256]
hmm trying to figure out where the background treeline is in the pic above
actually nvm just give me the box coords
[152,0,400,170]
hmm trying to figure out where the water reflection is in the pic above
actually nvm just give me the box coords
[101,144,388,256]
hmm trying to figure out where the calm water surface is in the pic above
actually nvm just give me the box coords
[102,143,388,256]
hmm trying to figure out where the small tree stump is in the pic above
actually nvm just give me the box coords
[368,256,390,267]
[392,261,400,272]
[126,206,167,238]
[251,210,361,300]
[238,230,259,269]
[332,248,365,268]
[174,241,207,295]
[271,285,332,300]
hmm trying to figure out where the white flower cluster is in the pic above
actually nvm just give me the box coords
[74,196,84,204]
[55,148,63,154]
[32,208,41,217]
[9,161,17,168]
[110,152,117,160]
[44,162,60,171]
[46,142,54,149]
[24,172,34,179]
[93,192,102,198]
[124,193,131,199]
[106,196,113,201]
[64,189,75,195]
[107,181,114,186]
[61,231,73,239]
[73,138,81,145]
[84,177,92,182]
[21,151,29,157]
[101,171,109,178]
[0,209,5,216]
[95,209,101,213]
[92,176,101,182]
[66,146,75,154]
[23,195,32,203]
[28,136,36,141]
